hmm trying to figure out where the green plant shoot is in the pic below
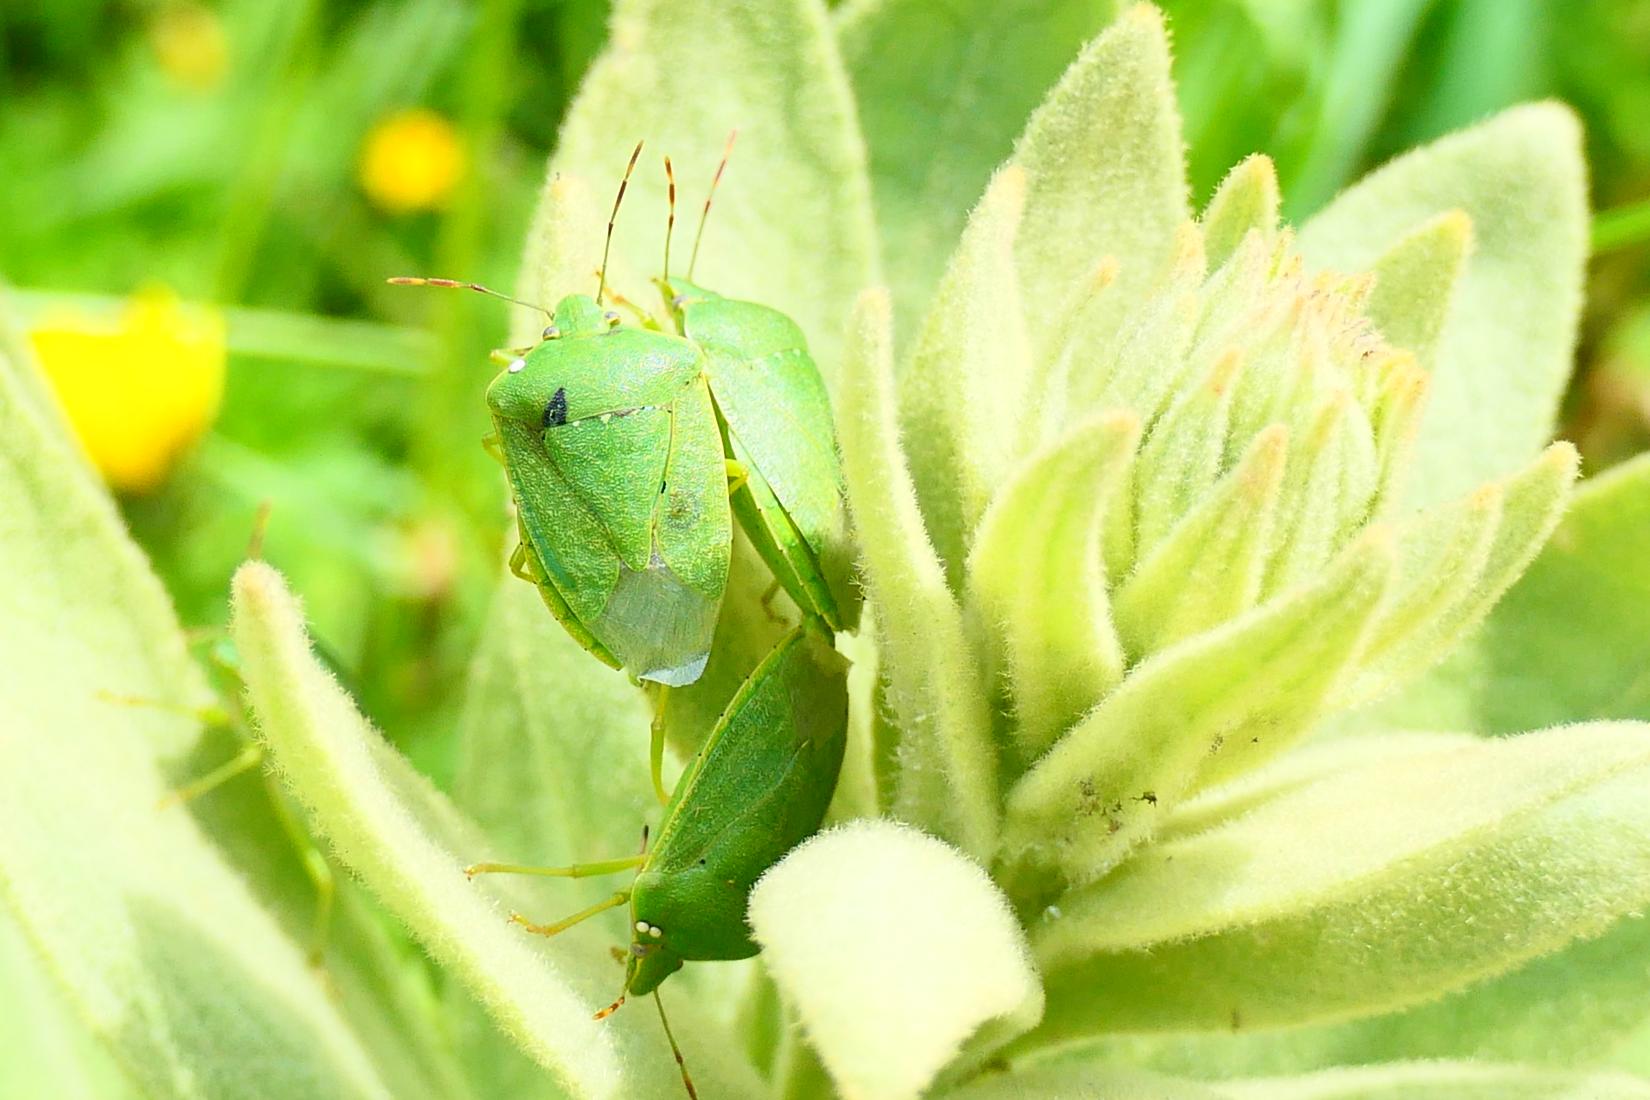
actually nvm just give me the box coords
[466,619,849,1096]
[393,139,857,690]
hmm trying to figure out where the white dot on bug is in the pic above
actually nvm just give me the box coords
[507,358,525,374]
[649,926,663,938]
[635,921,648,933]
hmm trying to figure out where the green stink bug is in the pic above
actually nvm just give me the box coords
[393,139,857,691]
[466,619,849,1095]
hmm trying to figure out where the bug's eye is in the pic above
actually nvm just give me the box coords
[542,324,560,340]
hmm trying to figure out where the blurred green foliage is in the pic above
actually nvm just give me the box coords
[0,0,1646,786]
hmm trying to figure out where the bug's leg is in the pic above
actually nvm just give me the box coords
[758,577,785,625]
[464,854,644,879]
[724,459,748,495]
[598,280,660,329]
[510,889,631,937]
[257,768,336,966]
[508,541,540,584]
[99,690,237,732]
[482,432,505,466]
[156,740,263,810]
[648,684,672,805]
[654,991,699,1099]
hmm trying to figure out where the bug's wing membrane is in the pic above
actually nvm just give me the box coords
[692,304,860,630]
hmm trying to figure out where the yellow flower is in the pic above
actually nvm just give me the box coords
[358,109,466,214]
[31,289,226,494]
[149,3,230,93]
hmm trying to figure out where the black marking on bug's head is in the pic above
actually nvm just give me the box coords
[543,387,569,428]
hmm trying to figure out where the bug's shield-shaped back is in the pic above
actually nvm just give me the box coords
[491,325,732,686]
[674,282,861,632]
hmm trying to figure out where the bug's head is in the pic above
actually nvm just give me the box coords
[622,926,685,997]
[483,293,627,428]
[551,293,619,338]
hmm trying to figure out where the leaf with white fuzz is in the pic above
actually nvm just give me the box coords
[965,410,1140,760]
[838,290,999,857]
[1363,209,1473,376]
[1262,390,1379,596]
[0,337,394,1100]
[545,0,877,373]
[1200,155,1282,270]
[1116,426,1287,657]
[1131,350,1247,555]
[510,174,612,346]
[942,1063,1229,1099]
[839,0,1120,345]
[1341,441,1578,706]
[1012,4,1190,367]
[232,564,626,1098]
[1021,723,1650,1042]
[1300,104,1588,506]
[1004,532,1393,882]
[900,167,1033,581]
[748,821,1041,1100]
[1471,452,1650,732]
[1215,1062,1650,1100]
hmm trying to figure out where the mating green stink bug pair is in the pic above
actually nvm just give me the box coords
[467,620,849,1096]
[397,138,858,689]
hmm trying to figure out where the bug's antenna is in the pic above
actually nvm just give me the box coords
[386,277,553,322]
[598,140,645,305]
[662,156,677,281]
[654,991,699,1099]
[687,130,737,280]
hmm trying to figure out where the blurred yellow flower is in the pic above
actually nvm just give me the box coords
[358,109,466,214]
[149,3,230,93]
[31,289,226,494]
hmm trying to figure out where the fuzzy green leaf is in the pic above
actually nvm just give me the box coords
[547,0,878,372]
[1094,911,1650,1080]
[1023,722,1650,1043]
[899,166,1033,579]
[838,289,999,857]
[512,172,610,346]
[1342,441,1578,706]
[1012,4,1190,366]
[1116,424,1288,656]
[1363,209,1473,376]
[839,0,1119,345]
[1200,156,1281,271]
[942,1064,1228,1099]
[1214,1063,1650,1100]
[0,334,394,1100]
[965,410,1140,760]
[1003,533,1393,882]
[1299,104,1589,506]
[232,564,628,1098]
[749,821,1041,1100]
[1471,451,1650,732]
[0,908,138,1100]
